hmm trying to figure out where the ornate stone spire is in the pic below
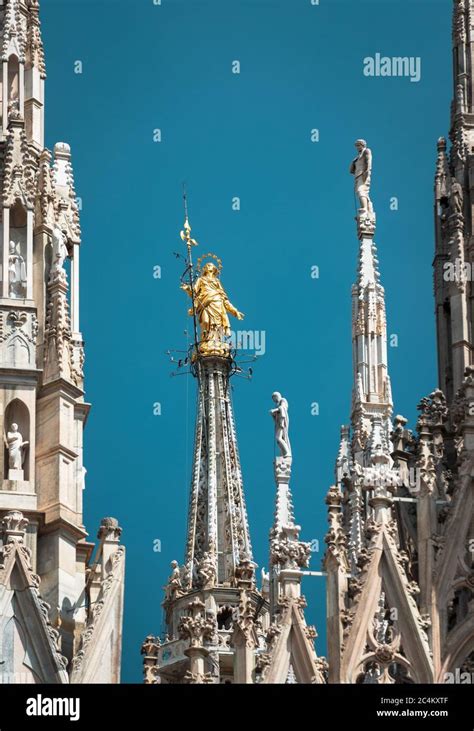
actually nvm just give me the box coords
[1,0,26,64]
[183,352,254,590]
[26,0,46,79]
[1,0,46,146]
[262,392,325,684]
[323,144,434,684]
[269,393,311,617]
[145,211,260,685]
[179,220,253,588]
[350,140,392,463]
[434,1,474,403]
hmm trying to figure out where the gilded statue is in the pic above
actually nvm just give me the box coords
[181,258,244,356]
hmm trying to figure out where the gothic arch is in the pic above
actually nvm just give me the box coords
[439,615,474,681]
[7,54,19,109]
[7,333,30,367]
[10,200,27,228]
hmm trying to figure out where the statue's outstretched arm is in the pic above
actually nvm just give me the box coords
[225,298,244,320]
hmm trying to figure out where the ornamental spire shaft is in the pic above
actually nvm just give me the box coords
[433,1,474,402]
[349,140,392,462]
[144,213,259,684]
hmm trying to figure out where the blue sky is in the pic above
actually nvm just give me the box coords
[42,0,450,682]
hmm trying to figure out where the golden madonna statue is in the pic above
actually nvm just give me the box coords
[181,256,244,357]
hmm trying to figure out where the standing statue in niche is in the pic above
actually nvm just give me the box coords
[181,257,244,356]
[51,227,68,280]
[7,97,20,121]
[5,423,28,471]
[450,178,464,215]
[270,392,292,458]
[350,139,373,214]
[8,241,27,298]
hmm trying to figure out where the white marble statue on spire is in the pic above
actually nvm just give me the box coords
[350,139,373,214]
[270,392,292,458]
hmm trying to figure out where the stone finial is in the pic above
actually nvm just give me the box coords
[97,517,122,542]
[417,389,448,429]
[391,414,409,452]
[232,589,258,649]
[2,510,29,542]
[141,635,161,657]
[178,598,215,648]
[270,521,311,570]
[54,142,71,159]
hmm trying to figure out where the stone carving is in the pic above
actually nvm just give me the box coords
[233,590,257,648]
[97,517,122,541]
[234,556,256,588]
[5,423,28,472]
[28,0,46,78]
[50,226,68,281]
[274,455,292,483]
[2,118,37,209]
[454,0,467,44]
[8,240,27,298]
[163,560,184,601]
[255,652,271,681]
[178,598,215,648]
[7,98,20,120]
[270,392,291,458]
[270,532,311,570]
[2,509,29,540]
[197,551,216,589]
[418,390,448,427]
[261,568,270,597]
[36,150,56,229]
[183,670,214,684]
[141,635,161,657]
[450,178,464,215]
[0,311,38,369]
[350,139,373,214]
[266,623,282,650]
[324,485,348,566]
[452,119,467,163]
[313,657,329,683]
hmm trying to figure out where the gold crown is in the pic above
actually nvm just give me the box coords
[197,252,222,274]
